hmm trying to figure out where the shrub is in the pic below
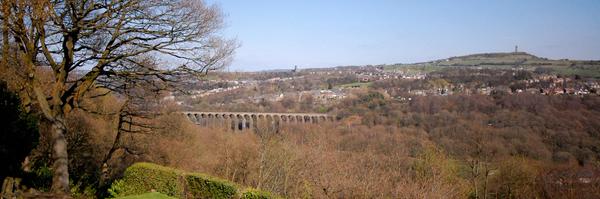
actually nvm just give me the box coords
[108,163,185,198]
[109,163,274,199]
[185,173,238,199]
[241,188,279,199]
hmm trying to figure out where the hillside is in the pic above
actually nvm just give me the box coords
[385,52,600,78]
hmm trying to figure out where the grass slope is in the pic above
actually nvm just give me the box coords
[114,192,176,199]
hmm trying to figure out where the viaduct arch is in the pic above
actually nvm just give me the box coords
[182,111,334,132]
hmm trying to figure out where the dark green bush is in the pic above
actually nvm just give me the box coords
[109,163,185,198]
[185,173,238,199]
[241,188,279,199]
[109,163,276,199]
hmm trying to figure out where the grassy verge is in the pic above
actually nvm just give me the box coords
[114,192,176,199]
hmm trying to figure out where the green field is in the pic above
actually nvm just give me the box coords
[114,192,176,199]
[549,66,600,78]
[338,82,372,88]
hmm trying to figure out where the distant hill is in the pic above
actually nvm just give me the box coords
[384,52,600,78]
[252,52,600,78]
[437,52,543,64]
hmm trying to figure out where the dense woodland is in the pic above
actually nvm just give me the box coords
[156,90,600,199]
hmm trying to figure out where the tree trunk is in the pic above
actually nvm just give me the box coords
[50,115,69,193]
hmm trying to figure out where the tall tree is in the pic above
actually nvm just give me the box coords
[0,0,235,193]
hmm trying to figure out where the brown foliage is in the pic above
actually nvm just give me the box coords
[142,116,474,198]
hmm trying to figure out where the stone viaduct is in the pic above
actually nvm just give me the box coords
[183,111,335,132]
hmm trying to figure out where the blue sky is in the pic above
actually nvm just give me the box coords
[205,0,600,71]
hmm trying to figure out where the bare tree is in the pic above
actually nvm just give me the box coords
[97,70,167,186]
[0,0,235,193]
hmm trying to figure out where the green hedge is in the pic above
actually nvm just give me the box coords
[185,173,237,199]
[108,163,185,198]
[241,188,279,199]
[109,163,278,199]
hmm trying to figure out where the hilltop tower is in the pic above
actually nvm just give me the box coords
[514,45,518,53]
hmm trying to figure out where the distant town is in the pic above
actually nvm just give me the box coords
[162,52,600,113]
